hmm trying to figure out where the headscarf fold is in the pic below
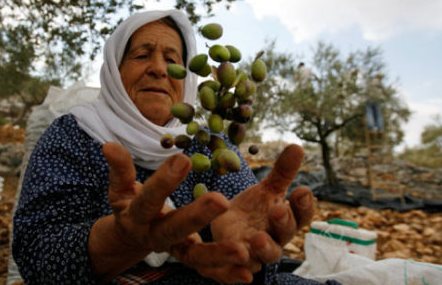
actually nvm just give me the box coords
[71,10,198,169]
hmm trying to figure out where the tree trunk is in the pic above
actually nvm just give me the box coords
[12,103,32,127]
[334,131,340,158]
[319,137,338,186]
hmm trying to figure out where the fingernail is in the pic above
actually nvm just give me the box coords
[262,240,271,251]
[207,200,227,214]
[298,193,311,208]
[170,155,189,175]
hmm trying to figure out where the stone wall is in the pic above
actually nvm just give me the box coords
[242,141,442,200]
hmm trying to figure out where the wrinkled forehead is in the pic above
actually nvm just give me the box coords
[122,18,188,63]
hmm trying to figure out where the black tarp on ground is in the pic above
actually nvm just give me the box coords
[252,166,442,213]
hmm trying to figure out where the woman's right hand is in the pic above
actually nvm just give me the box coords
[88,142,253,283]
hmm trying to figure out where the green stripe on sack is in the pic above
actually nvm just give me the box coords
[310,228,377,246]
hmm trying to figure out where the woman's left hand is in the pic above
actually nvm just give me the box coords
[211,144,315,270]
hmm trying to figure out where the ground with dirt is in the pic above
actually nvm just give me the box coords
[0,175,18,285]
[0,127,441,285]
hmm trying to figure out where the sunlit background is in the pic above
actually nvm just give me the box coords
[81,0,442,151]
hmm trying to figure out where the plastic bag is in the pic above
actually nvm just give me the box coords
[295,220,442,285]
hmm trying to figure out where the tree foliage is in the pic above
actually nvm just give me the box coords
[246,42,410,186]
[399,116,442,168]
[0,0,236,125]
[421,116,442,146]
[0,0,236,96]
[240,41,296,142]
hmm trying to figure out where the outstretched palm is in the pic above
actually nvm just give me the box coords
[211,144,314,265]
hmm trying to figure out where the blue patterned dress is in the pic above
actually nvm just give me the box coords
[13,114,339,285]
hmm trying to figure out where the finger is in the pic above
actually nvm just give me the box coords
[172,239,249,267]
[102,143,137,213]
[246,261,262,274]
[198,265,253,284]
[129,153,191,224]
[288,186,315,229]
[262,144,304,195]
[150,192,230,248]
[133,181,143,195]
[184,232,203,244]
[249,231,283,264]
[268,203,297,245]
[103,142,136,194]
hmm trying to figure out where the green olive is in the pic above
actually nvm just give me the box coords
[217,62,236,88]
[167,63,187,79]
[251,59,267,82]
[195,129,210,145]
[193,183,209,199]
[208,114,224,133]
[209,45,230,62]
[186,121,200,135]
[171,103,195,124]
[201,23,223,40]
[198,80,221,92]
[226,45,241,63]
[191,153,211,172]
[174,134,192,149]
[189,54,208,73]
[199,86,217,111]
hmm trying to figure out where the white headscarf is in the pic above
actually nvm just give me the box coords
[71,10,198,169]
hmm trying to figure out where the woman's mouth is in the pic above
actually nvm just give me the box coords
[140,87,168,96]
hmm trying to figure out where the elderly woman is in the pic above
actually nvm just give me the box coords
[13,10,338,285]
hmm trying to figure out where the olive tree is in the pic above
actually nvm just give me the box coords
[247,42,410,186]
[0,0,236,123]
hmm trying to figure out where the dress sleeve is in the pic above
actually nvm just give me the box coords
[12,116,105,284]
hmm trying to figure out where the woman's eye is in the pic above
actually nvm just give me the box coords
[135,54,148,59]
[166,58,176,64]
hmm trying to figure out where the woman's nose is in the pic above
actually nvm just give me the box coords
[146,54,167,78]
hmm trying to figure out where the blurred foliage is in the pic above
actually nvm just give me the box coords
[399,116,442,168]
[240,41,296,142]
[400,145,442,169]
[0,0,236,92]
[421,116,442,145]
[0,0,236,123]
[243,42,410,185]
[0,117,9,126]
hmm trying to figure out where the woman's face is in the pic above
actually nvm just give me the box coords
[119,21,184,126]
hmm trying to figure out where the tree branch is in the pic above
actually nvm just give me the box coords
[324,113,362,137]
